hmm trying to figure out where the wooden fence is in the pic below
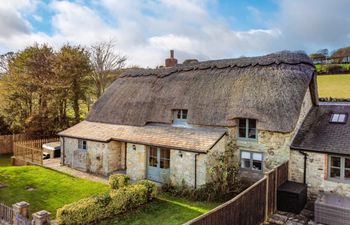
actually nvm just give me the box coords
[0,202,14,224]
[13,137,59,166]
[184,161,289,225]
[0,134,29,154]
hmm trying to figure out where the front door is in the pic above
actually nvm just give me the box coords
[148,147,170,183]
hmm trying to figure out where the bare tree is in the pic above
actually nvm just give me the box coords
[0,52,14,74]
[90,40,127,98]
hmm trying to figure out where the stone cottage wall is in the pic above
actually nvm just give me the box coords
[230,87,313,171]
[61,137,124,176]
[169,136,227,187]
[290,150,350,199]
[126,143,147,181]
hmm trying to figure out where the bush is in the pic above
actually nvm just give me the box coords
[136,180,157,200]
[109,174,130,189]
[324,64,344,74]
[57,184,148,225]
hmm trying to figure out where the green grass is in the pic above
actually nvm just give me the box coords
[315,64,350,73]
[317,74,350,99]
[0,165,109,217]
[100,193,220,225]
[0,154,12,166]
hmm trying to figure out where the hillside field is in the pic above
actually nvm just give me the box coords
[317,74,350,99]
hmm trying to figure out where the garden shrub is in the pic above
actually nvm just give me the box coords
[109,174,130,189]
[162,140,244,202]
[136,180,157,200]
[324,64,344,74]
[57,184,149,225]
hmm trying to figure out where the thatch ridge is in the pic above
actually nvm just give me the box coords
[87,51,315,133]
[121,51,314,78]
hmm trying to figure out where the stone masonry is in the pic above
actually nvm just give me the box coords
[290,150,350,199]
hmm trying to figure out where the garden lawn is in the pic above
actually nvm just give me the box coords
[0,166,109,217]
[317,74,350,99]
[100,193,220,225]
[0,154,12,167]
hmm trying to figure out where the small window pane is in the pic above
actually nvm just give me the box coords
[249,119,256,129]
[331,114,339,122]
[239,128,246,138]
[149,157,157,167]
[177,110,181,119]
[345,170,350,180]
[150,147,157,157]
[330,167,341,178]
[239,119,246,128]
[252,160,262,171]
[182,110,188,119]
[331,156,341,168]
[248,128,256,139]
[160,149,170,159]
[253,153,262,161]
[338,114,346,122]
[241,151,251,159]
[160,159,170,169]
[241,159,251,168]
[345,158,350,169]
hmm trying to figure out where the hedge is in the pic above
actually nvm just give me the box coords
[109,174,130,189]
[136,180,158,200]
[56,182,157,225]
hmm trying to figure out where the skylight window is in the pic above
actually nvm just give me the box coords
[330,113,347,123]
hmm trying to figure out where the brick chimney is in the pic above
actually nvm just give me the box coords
[165,50,178,67]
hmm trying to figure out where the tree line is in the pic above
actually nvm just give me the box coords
[309,47,350,64]
[0,41,127,136]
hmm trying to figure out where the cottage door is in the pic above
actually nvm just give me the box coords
[148,147,170,183]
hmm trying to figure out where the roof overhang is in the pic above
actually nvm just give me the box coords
[59,121,227,153]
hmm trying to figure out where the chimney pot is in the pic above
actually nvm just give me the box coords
[165,50,178,67]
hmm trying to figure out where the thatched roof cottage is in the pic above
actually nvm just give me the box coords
[59,51,316,187]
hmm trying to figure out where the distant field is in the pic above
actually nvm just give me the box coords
[317,74,350,99]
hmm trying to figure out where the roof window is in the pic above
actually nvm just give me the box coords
[330,113,347,123]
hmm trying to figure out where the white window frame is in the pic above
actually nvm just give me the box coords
[238,119,257,140]
[330,113,348,123]
[78,139,87,150]
[173,109,189,126]
[240,150,263,172]
[328,155,350,182]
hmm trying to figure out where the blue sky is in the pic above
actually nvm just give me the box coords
[1,0,349,67]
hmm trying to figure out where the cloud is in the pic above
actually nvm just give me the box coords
[1,0,349,67]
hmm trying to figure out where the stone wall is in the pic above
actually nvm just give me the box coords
[61,137,124,176]
[230,87,313,172]
[126,143,147,181]
[290,150,350,199]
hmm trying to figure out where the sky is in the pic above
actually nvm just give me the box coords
[1,0,350,67]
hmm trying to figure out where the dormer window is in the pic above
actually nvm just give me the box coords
[330,113,347,124]
[238,119,257,140]
[173,109,188,127]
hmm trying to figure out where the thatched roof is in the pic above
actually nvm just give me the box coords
[59,121,226,153]
[87,51,316,133]
[291,103,350,155]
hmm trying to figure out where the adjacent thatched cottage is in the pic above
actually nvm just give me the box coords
[59,51,317,187]
[290,102,350,199]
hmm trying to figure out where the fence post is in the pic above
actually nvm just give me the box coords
[264,171,269,221]
[32,210,51,225]
[12,201,30,224]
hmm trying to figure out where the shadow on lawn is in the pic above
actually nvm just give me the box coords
[99,195,217,225]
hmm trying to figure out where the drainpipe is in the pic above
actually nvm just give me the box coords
[299,151,308,184]
[194,153,200,189]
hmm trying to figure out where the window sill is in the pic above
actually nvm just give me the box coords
[326,178,350,184]
[240,168,263,174]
